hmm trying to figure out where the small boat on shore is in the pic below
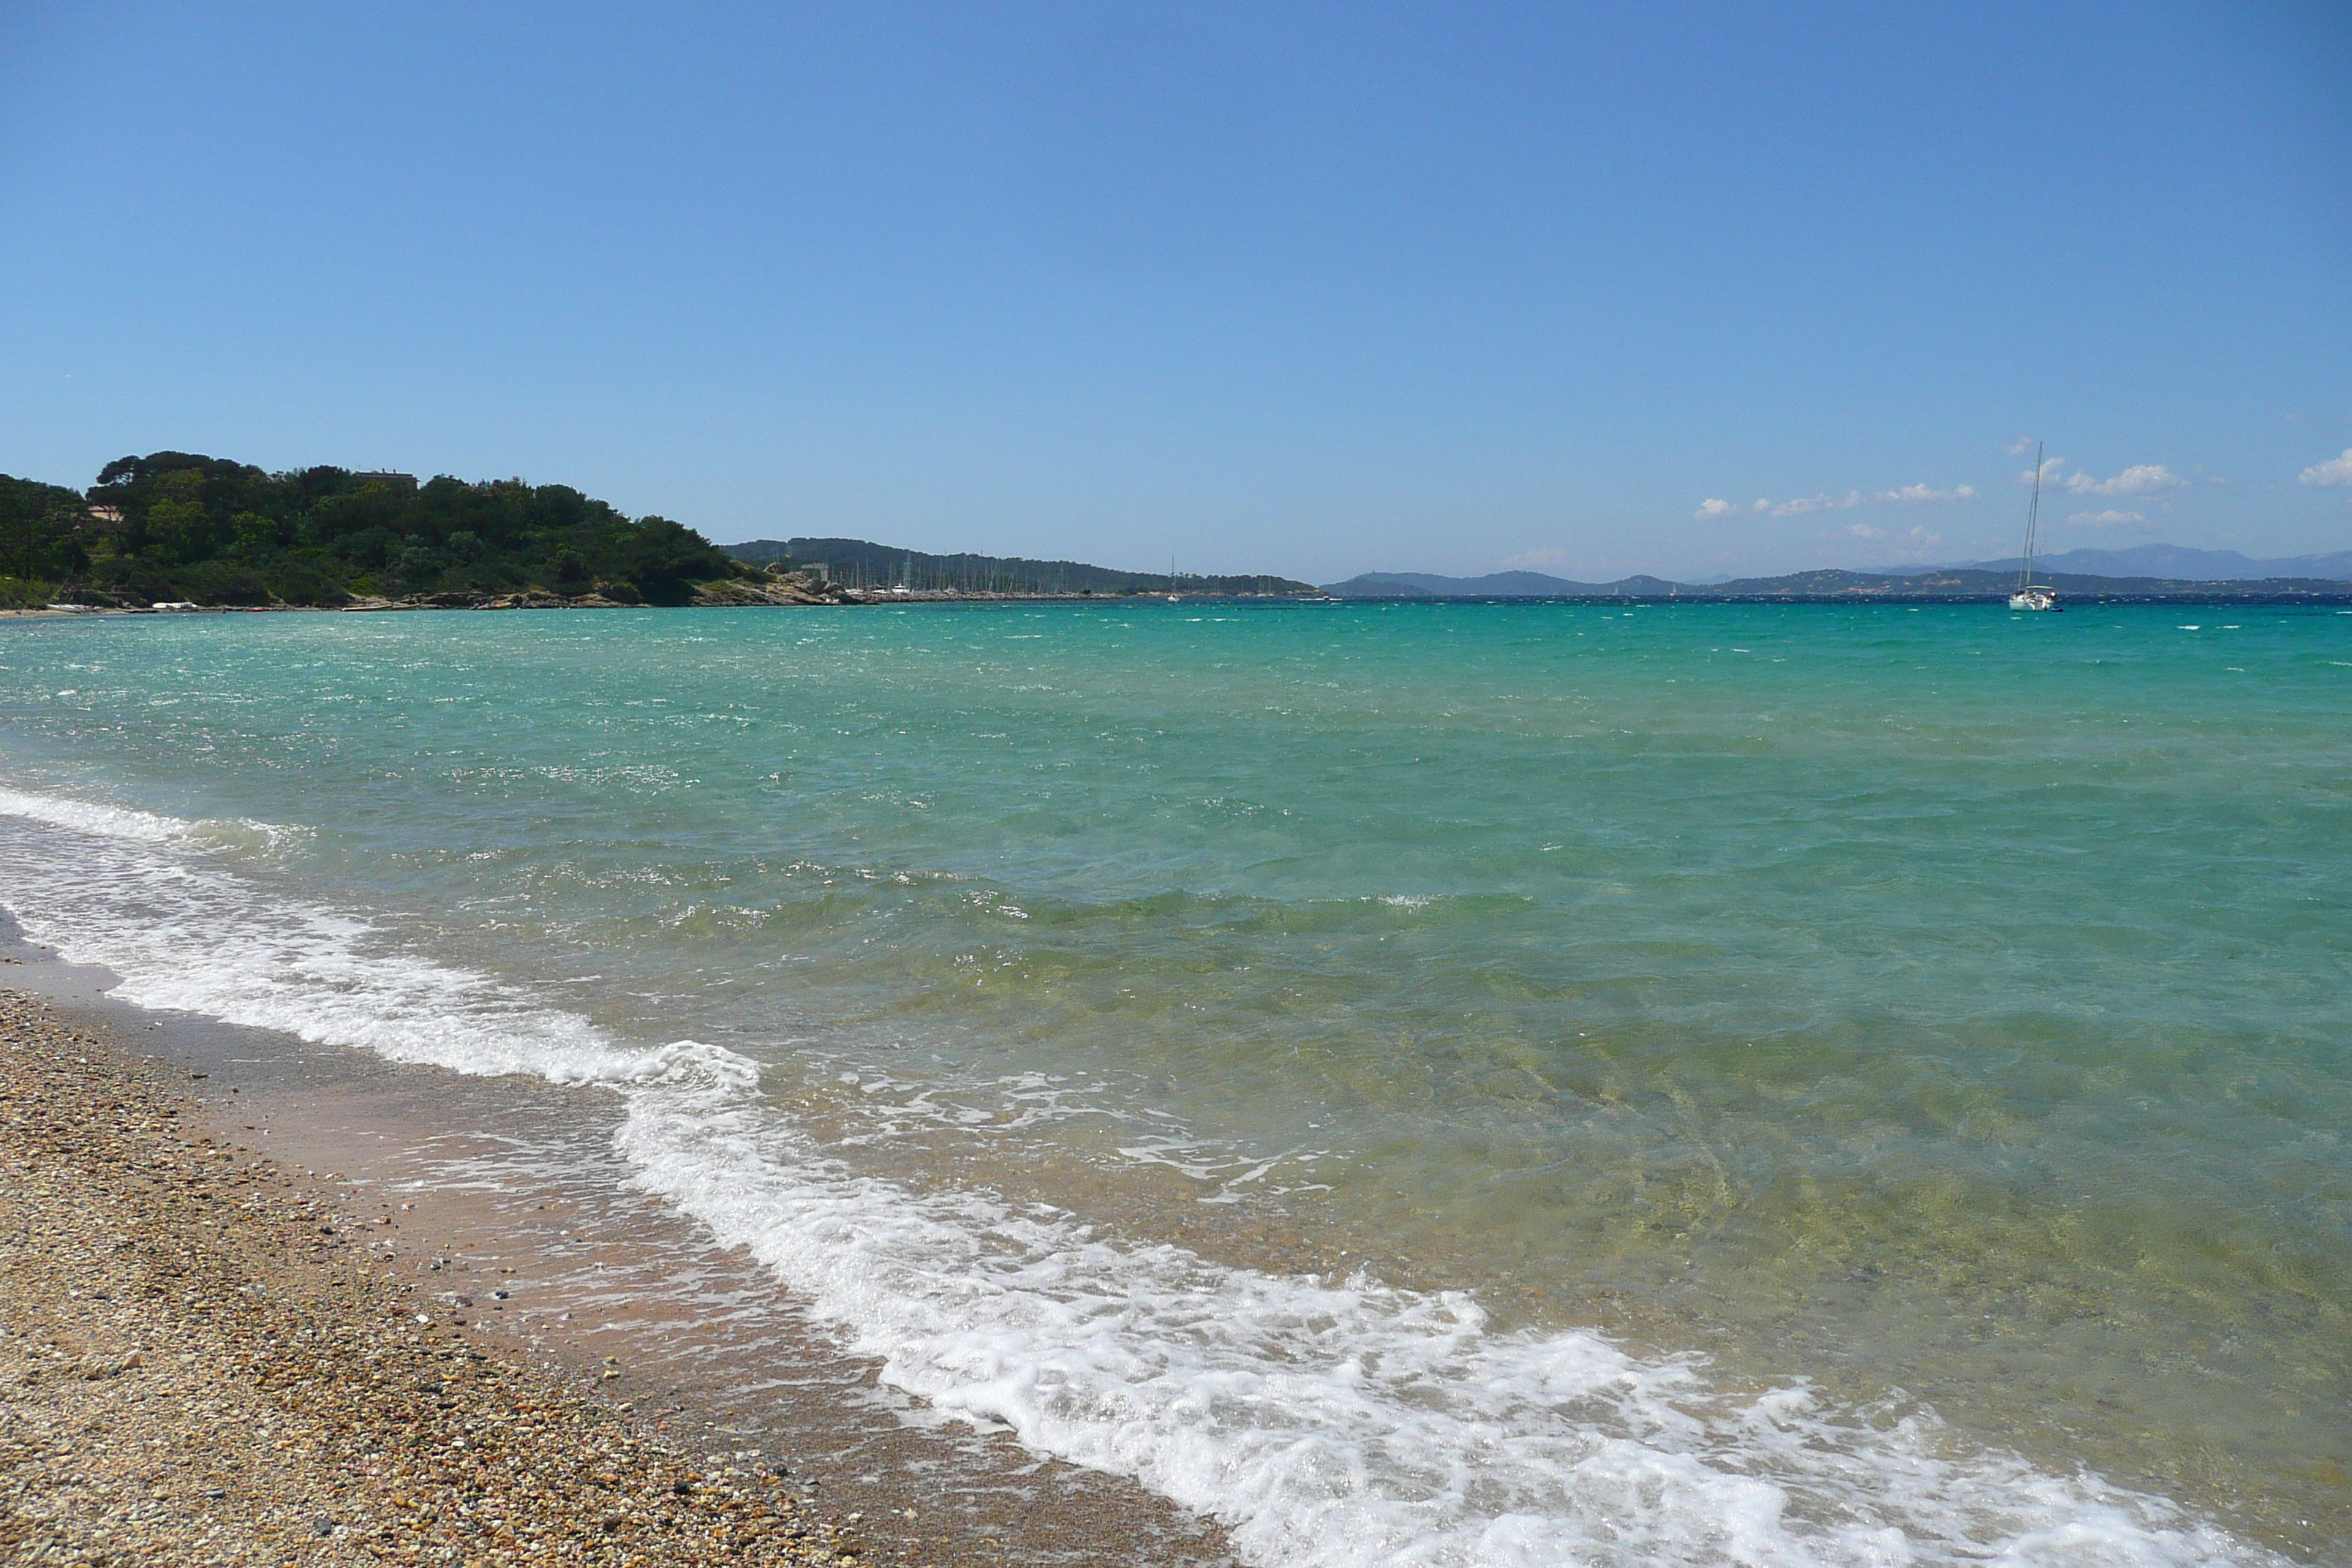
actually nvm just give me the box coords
[2010,441,2061,611]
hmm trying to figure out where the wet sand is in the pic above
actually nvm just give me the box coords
[0,935,1234,1567]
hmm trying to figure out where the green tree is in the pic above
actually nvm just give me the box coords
[230,511,279,556]
[146,498,215,563]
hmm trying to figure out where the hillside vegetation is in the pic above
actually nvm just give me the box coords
[0,453,750,608]
[726,537,1315,596]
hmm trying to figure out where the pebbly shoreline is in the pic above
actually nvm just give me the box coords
[0,988,866,1567]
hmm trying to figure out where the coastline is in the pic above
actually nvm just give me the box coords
[0,591,1283,618]
[0,937,1234,1567]
[10,589,2352,621]
[0,986,874,1567]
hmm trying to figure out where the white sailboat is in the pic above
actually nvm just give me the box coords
[2009,441,2061,611]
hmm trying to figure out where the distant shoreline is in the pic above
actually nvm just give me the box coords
[10,589,2352,618]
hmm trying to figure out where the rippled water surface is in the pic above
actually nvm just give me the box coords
[1,600,2345,1564]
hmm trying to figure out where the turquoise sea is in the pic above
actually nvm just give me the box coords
[1,600,2346,1566]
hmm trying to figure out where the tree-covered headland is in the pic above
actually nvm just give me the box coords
[0,452,750,608]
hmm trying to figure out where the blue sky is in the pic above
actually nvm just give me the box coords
[2,2,2346,581]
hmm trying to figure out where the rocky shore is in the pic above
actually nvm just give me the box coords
[349,569,851,610]
[0,990,867,1567]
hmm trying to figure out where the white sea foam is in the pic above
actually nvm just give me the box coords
[0,783,2292,1568]
[0,782,186,843]
[0,786,631,1084]
[616,1054,2272,1567]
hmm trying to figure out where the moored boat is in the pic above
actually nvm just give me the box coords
[2010,441,2062,611]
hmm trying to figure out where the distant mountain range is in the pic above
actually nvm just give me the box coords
[1954,544,2352,581]
[1324,543,2352,599]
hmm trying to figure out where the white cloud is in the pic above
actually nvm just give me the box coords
[2299,448,2352,486]
[2061,464,2184,497]
[2065,508,2152,530]
[1769,483,1974,517]
[2007,436,2038,456]
[1695,498,1738,520]
[2020,457,2067,485]
[1847,522,1887,539]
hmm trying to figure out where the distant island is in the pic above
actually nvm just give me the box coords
[1324,543,2352,603]
[1956,543,2352,581]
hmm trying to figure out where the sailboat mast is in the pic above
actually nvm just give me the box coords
[2021,441,2043,593]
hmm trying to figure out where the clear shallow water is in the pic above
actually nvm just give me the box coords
[1,600,2345,1564]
